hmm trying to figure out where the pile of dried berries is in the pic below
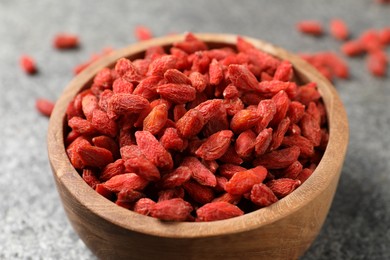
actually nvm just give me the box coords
[64,33,329,222]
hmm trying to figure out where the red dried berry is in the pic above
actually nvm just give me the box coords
[107,93,150,117]
[235,129,256,158]
[183,180,215,204]
[101,173,149,193]
[196,202,244,222]
[20,55,37,74]
[82,169,100,189]
[121,145,161,182]
[225,166,267,195]
[227,64,259,91]
[133,198,156,216]
[266,178,301,198]
[134,25,153,41]
[195,130,233,160]
[135,131,173,170]
[297,20,324,36]
[367,50,387,77]
[53,33,79,49]
[250,183,278,207]
[100,159,125,182]
[160,166,192,189]
[330,19,349,41]
[156,83,197,104]
[254,146,300,169]
[35,98,54,117]
[151,198,193,222]
[143,103,168,135]
[230,109,261,133]
[181,156,217,187]
[341,40,366,57]
[176,109,205,138]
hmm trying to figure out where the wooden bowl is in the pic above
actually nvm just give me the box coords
[48,33,349,260]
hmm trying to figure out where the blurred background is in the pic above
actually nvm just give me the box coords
[0,0,389,259]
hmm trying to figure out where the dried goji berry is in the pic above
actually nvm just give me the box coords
[273,61,294,82]
[82,169,100,189]
[134,25,153,41]
[100,159,125,181]
[269,117,291,151]
[101,173,149,193]
[164,69,192,85]
[183,180,215,204]
[196,202,244,221]
[173,33,208,54]
[227,64,259,91]
[230,108,261,133]
[235,129,256,158]
[360,30,383,52]
[330,19,349,41]
[195,130,233,160]
[156,83,196,104]
[176,109,205,138]
[35,98,54,117]
[297,168,314,183]
[212,192,241,205]
[209,59,224,85]
[91,109,118,137]
[254,146,300,169]
[160,166,192,189]
[107,93,150,118]
[151,198,193,221]
[135,131,173,170]
[225,166,267,195]
[68,117,96,135]
[116,188,145,209]
[20,55,37,74]
[181,156,217,187]
[112,78,134,94]
[77,145,114,168]
[133,198,156,216]
[158,187,185,202]
[297,20,324,36]
[120,145,161,181]
[300,112,322,146]
[53,33,79,49]
[341,40,366,56]
[143,103,168,135]
[266,178,301,198]
[282,135,314,158]
[367,50,387,77]
[250,183,278,207]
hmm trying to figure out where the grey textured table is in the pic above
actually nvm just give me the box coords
[1,1,389,259]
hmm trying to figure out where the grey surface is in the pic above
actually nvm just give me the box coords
[0,0,389,259]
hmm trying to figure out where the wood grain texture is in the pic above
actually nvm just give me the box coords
[47,33,349,260]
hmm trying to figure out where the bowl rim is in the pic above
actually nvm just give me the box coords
[47,33,349,239]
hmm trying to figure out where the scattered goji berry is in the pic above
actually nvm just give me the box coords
[330,19,349,41]
[134,25,153,41]
[53,33,79,49]
[297,20,324,36]
[20,55,37,74]
[35,98,54,117]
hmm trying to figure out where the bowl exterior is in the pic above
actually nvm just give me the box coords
[51,163,342,260]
